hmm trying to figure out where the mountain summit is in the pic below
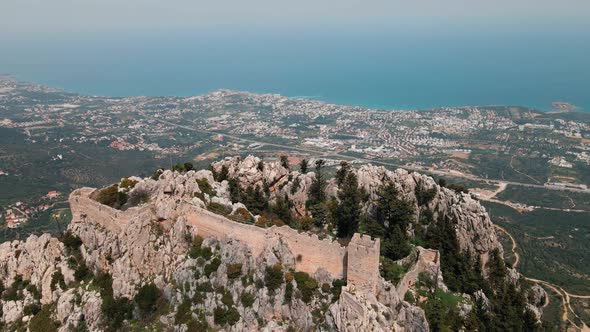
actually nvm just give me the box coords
[0,156,546,331]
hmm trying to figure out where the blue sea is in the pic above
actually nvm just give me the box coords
[1,19,589,111]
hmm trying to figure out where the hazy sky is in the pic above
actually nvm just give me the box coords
[2,0,590,33]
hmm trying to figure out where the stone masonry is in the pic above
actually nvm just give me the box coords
[346,234,381,293]
[69,188,381,293]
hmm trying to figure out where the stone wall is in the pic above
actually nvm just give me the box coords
[69,188,152,233]
[185,207,349,279]
[346,234,381,293]
[70,188,380,292]
[396,247,440,298]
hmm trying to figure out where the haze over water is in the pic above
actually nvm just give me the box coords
[1,19,589,111]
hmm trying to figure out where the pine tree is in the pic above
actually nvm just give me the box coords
[335,172,361,238]
[217,165,229,182]
[335,161,351,186]
[280,155,290,169]
[228,178,240,203]
[308,159,326,204]
[368,182,415,260]
[299,159,308,173]
[270,194,292,225]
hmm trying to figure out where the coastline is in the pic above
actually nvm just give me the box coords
[1,74,587,113]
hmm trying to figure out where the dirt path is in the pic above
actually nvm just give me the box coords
[510,155,541,184]
[563,194,576,209]
[491,182,508,198]
[495,225,590,331]
[477,186,589,213]
[494,225,520,268]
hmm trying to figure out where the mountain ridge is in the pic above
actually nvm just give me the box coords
[0,156,547,331]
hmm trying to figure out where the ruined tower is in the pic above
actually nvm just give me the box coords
[346,233,381,293]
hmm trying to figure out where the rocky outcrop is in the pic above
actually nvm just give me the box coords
[352,165,500,264]
[55,289,103,332]
[0,156,540,331]
[69,206,194,299]
[0,234,77,324]
[331,278,429,332]
[212,156,501,266]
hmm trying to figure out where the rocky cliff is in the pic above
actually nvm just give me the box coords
[211,156,500,265]
[0,156,545,331]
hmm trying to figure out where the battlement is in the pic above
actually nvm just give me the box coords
[69,188,381,293]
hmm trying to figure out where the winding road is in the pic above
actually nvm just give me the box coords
[494,225,590,331]
[152,117,590,195]
[152,115,590,328]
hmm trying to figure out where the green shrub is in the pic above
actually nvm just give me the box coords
[119,177,138,190]
[331,279,346,301]
[172,162,194,173]
[380,257,407,285]
[71,320,89,332]
[96,184,128,209]
[420,289,464,331]
[221,291,234,306]
[67,257,78,269]
[291,177,301,194]
[2,285,19,301]
[226,263,242,279]
[294,272,318,303]
[207,202,232,216]
[264,264,284,293]
[417,272,435,289]
[175,299,192,324]
[229,208,254,224]
[213,306,240,326]
[188,235,213,260]
[26,284,41,300]
[196,178,215,196]
[50,270,67,291]
[241,292,255,308]
[134,283,162,316]
[415,186,437,205]
[101,295,133,331]
[2,275,25,301]
[28,305,59,332]
[151,169,163,180]
[284,283,293,304]
[186,315,210,331]
[127,189,151,206]
[195,281,213,293]
[74,262,91,282]
[94,271,113,297]
[204,257,221,276]
[60,231,82,253]
[23,303,41,316]
[405,291,416,304]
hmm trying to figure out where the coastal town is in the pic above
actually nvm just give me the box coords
[1,76,590,229]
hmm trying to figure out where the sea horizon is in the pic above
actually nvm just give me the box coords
[2,20,589,112]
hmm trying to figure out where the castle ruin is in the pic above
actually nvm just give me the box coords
[70,188,381,293]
